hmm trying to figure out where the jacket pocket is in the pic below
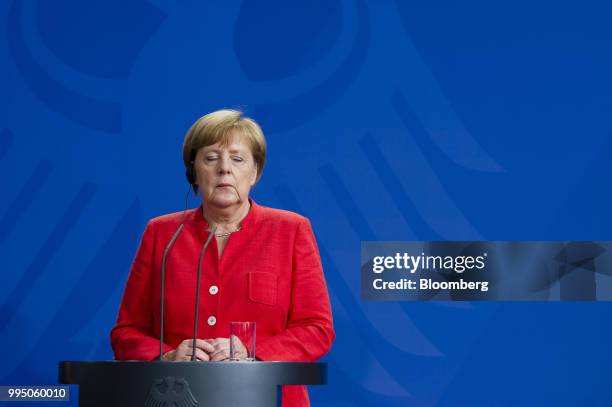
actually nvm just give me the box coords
[248,272,278,306]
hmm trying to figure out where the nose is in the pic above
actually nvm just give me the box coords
[217,155,231,175]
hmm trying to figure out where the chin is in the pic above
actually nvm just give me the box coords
[208,195,241,208]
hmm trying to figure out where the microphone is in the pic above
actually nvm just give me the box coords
[158,185,194,360]
[191,226,217,361]
[158,223,185,360]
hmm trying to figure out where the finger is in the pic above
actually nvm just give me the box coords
[210,349,229,361]
[178,348,208,361]
[162,350,177,361]
[230,335,247,352]
[204,340,226,354]
[189,339,216,353]
[210,342,231,360]
[175,343,209,361]
[174,351,191,361]
[176,342,194,358]
[212,338,231,349]
[212,341,230,352]
[193,348,210,362]
[175,346,194,361]
[179,339,215,353]
[197,340,216,353]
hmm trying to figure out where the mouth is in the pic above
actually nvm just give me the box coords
[216,183,234,188]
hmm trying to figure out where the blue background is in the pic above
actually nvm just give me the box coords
[2,0,612,405]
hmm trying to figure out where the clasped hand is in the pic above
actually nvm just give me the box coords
[162,336,247,361]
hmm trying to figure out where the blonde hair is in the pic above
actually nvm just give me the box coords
[182,109,267,183]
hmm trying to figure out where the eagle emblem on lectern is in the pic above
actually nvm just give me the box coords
[145,376,198,407]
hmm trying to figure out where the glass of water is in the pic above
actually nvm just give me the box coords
[229,321,256,361]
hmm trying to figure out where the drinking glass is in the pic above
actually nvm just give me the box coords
[229,321,256,361]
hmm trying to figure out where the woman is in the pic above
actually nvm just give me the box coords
[110,109,335,406]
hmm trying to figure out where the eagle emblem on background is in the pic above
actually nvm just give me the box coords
[145,376,198,407]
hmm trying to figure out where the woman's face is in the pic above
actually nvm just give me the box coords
[194,135,257,209]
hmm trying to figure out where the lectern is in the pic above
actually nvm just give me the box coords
[59,361,326,407]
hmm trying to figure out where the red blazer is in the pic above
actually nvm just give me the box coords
[111,200,335,407]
